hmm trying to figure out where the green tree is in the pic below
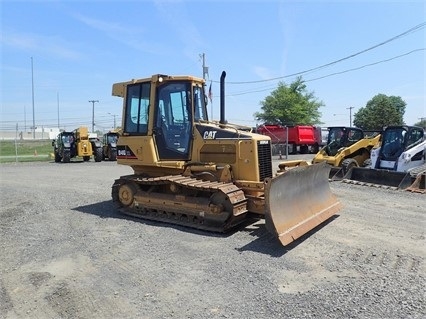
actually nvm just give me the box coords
[254,77,323,125]
[353,94,406,130]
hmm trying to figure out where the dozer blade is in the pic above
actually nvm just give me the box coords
[265,162,342,246]
[342,167,414,189]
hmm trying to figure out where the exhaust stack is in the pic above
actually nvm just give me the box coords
[220,71,226,125]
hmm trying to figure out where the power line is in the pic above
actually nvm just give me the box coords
[225,48,425,97]
[305,48,425,83]
[224,22,426,85]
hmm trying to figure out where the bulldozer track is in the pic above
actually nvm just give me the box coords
[112,175,249,233]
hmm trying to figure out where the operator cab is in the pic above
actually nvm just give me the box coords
[380,126,424,160]
[326,127,364,156]
[118,75,208,161]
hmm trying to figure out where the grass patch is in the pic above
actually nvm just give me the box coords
[0,140,53,163]
[0,155,52,163]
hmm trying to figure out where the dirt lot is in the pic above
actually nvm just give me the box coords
[0,159,425,319]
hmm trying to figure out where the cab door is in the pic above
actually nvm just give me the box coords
[153,82,192,161]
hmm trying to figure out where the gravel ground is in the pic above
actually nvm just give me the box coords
[0,159,425,319]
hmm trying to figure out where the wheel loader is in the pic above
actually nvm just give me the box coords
[110,72,342,246]
[343,125,426,191]
[311,127,381,179]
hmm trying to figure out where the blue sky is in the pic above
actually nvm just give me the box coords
[1,0,425,133]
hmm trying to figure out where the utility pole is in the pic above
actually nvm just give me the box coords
[199,53,211,118]
[89,100,99,132]
[347,106,355,127]
[31,57,35,139]
[200,53,209,80]
[57,92,60,128]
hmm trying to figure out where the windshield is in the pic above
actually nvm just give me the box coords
[381,128,407,159]
[383,128,406,146]
[328,128,344,145]
[326,127,363,155]
[107,134,118,144]
[62,134,74,143]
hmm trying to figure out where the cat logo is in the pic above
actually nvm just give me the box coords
[203,130,217,140]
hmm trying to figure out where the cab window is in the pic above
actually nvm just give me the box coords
[124,82,150,134]
[194,86,208,121]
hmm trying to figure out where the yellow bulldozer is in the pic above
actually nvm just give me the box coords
[312,127,381,179]
[110,72,342,246]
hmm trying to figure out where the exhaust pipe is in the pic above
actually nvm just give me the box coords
[220,71,226,125]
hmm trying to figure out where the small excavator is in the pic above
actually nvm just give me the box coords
[110,72,342,246]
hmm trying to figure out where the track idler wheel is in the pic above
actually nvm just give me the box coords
[118,182,138,207]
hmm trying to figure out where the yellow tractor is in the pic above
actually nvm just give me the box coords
[75,126,103,162]
[312,127,381,179]
[110,72,342,246]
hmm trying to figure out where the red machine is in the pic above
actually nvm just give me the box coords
[257,124,322,154]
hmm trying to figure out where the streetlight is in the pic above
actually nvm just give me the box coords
[108,113,117,129]
[89,100,99,132]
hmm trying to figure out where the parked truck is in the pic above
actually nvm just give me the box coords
[256,124,323,155]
